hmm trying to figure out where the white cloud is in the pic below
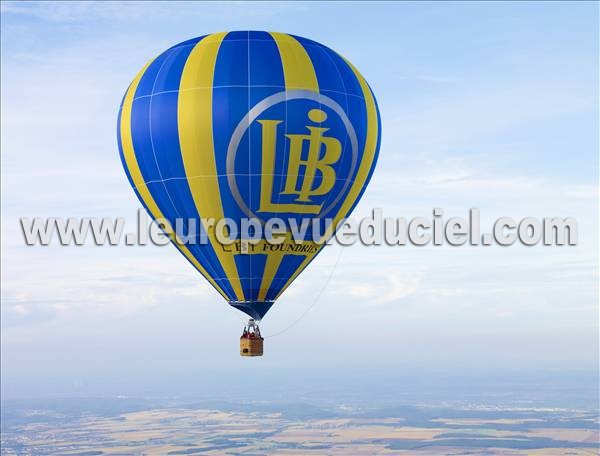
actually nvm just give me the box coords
[341,272,422,305]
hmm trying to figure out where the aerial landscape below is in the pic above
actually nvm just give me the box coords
[2,380,599,455]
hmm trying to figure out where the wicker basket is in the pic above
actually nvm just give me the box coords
[240,337,263,356]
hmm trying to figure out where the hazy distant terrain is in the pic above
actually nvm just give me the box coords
[2,397,598,455]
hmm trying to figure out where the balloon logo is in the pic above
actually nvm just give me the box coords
[118,31,380,353]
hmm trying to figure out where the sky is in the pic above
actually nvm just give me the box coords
[1,2,598,400]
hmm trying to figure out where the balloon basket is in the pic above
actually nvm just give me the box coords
[240,337,263,356]
[240,319,263,357]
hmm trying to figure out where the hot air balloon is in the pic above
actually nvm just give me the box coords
[118,31,380,356]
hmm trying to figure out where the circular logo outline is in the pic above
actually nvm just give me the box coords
[226,90,359,223]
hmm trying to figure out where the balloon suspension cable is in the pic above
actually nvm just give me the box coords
[264,245,344,339]
[242,318,262,336]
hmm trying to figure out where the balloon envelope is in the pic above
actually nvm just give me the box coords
[118,31,380,320]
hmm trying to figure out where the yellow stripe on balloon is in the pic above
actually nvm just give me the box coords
[177,32,245,302]
[120,58,229,300]
[269,32,319,92]
[257,234,293,301]
[273,57,379,300]
[256,33,321,302]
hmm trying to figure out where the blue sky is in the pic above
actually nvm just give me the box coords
[1,2,598,399]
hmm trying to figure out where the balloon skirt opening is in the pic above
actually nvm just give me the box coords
[229,301,274,320]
